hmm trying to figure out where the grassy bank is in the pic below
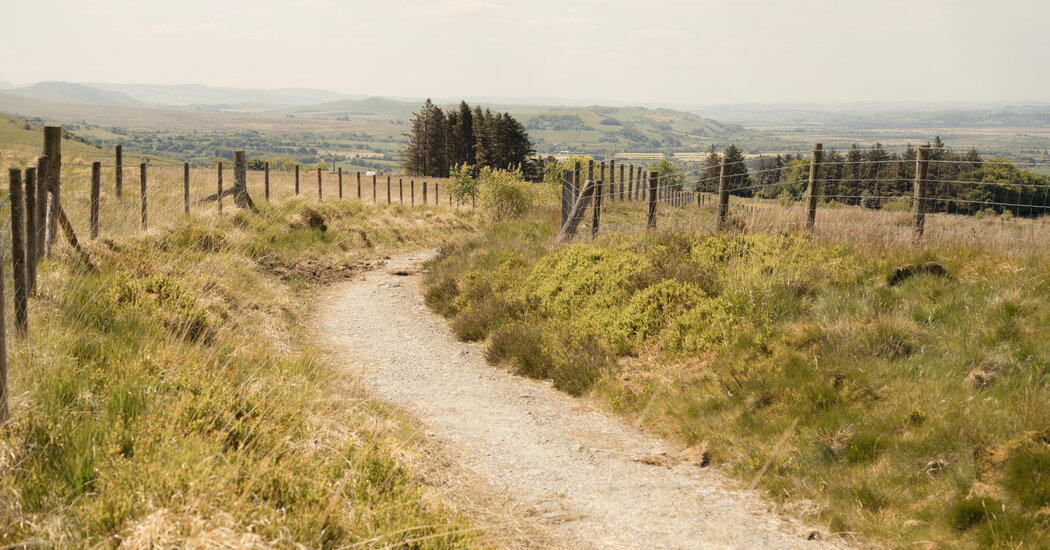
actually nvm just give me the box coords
[424,205,1050,548]
[1,199,480,547]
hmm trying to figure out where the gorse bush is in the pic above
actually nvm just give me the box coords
[477,166,534,220]
[425,208,1050,548]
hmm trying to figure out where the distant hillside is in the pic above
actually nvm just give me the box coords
[90,83,355,107]
[515,105,742,152]
[7,82,143,106]
[289,97,420,118]
[289,98,743,153]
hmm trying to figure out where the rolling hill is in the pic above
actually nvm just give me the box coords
[89,83,355,107]
[6,82,143,106]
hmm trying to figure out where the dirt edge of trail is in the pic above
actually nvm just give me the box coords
[313,250,851,549]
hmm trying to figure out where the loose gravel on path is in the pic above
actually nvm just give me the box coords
[315,250,846,550]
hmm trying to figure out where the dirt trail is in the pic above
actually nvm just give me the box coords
[316,251,845,550]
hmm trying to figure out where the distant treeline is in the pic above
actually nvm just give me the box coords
[401,100,534,178]
[698,138,1050,217]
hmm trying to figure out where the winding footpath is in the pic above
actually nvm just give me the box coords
[315,251,846,550]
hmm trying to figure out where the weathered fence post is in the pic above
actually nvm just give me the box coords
[216,162,223,214]
[91,162,101,238]
[34,156,47,260]
[183,163,190,215]
[715,156,730,232]
[913,145,931,239]
[573,161,581,200]
[115,144,123,199]
[294,164,300,196]
[372,173,377,203]
[357,171,361,199]
[628,164,634,201]
[806,143,823,231]
[387,176,392,204]
[599,162,606,193]
[234,151,248,208]
[317,166,323,201]
[619,162,625,201]
[592,179,603,237]
[588,160,595,190]
[561,169,573,227]
[44,127,61,258]
[399,178,403,204]
[647,171,658,229]
[264,162,270,201]
[0,233,6,423]
[24,168,36,295]
[9,168,27,336]
[140,163,148,229]
[338,167,343,199]
[423,178,428,204]
[557,179,597,242]
[411,180,415,205]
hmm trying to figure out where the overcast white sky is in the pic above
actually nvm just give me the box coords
[5,0,1049,105]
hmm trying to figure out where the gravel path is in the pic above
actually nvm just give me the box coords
[315,251,844,550]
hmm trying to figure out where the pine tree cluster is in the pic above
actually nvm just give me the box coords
[402,99,534,178]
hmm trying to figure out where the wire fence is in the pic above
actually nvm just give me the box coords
[556,148,1050,251]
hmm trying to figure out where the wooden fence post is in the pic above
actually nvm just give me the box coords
[560,169,573,227]
[647,171,658,230]
[91,162,101,238]
[573,161,581,200]
[913,145,931,240]
[217,162,223,214]
[264,162,270,201]
[806,143,823,231]
[140,163,148,229]
[234,151,248,208]
[0,228,6,423]
[715,156,730,232]
[592,179,603,237]
[318,166,323,201]
[411,180,415,205]
[628,164,634,202]
[372,173,377,203]
[599,162,606,194]
[399,178,403,204]
[34,156,47,260]
[43,126,61,258]
[557,179,597,242]
[294,164,300,196]
[183,163,190,215]
[115,144,123,199]
[338,167,343,199]
[387,176,391,204]
[9,168,27,336]
[357,171,361,199]
[423,178,428,204]
[588,160,595,190]
[24,168,36,295]
[613,163,621,201]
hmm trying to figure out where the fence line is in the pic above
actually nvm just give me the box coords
[556,143,1050,251]
[0,128,474,423]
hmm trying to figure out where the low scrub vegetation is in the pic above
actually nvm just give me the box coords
[424,206,1050,548]
[1,200,479,547]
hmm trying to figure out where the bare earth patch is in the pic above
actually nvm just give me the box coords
[314,251,849,549]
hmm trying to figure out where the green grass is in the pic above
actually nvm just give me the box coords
[0,199,482,547]
[424,206,1050,548]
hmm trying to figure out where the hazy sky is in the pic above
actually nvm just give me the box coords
[5,0,1049,105]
